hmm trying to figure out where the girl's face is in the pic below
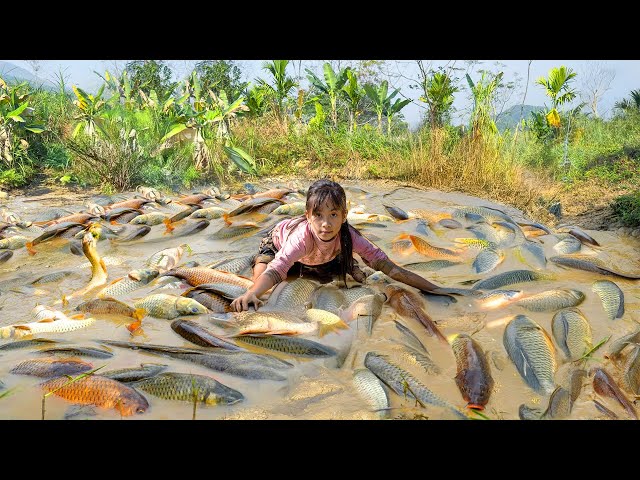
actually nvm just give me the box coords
[306,201,346,242]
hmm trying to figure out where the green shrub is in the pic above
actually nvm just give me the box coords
[612,191,640,227]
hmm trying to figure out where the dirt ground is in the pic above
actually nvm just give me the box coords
[3,173,633,232]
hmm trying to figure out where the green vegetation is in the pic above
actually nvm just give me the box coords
[0,60,638,227]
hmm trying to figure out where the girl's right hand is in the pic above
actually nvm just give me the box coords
[230,291,264,312]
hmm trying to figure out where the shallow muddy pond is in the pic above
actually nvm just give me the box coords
[0,180,639,420]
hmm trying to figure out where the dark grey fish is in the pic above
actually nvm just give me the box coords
[110,224,151,242]
[38,346,114,359]
[10,358,94,377]
[394,320,428,353]
[437,218,463,229]
[550,255,640,279]
[473,248,503,274]
[0,338,62,351]
[0,250,13,263]
[32,208,74,223]
[519,385,573,420]
[606,328,640,360]
[383,205,409,220]
[167,219,210,238]
[593,400,619,419]
[232,334,338,358]
[99,340,293,381]
[591,367,637,419]
[101,363,168,383]
[170,319,244,350]
[551,308,592,361]
[403,260,461,272]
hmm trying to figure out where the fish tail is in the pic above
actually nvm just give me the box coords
[162,218,175,234]
[132,308,146,321]
[318,319,350,338]
[222,214,232,226]
[26,242,37,256]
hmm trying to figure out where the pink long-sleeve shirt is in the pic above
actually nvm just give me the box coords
[264,218,389,282]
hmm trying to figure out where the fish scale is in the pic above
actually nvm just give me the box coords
[134,294,207,319]
[592,280,624,320]
[232,334,338,357]
[551,308,592,361]
[364,352,466,419]
[98,269,159,298]
[132,372,244,405]
[342,286,375,305]
[101,363,168,383]
[11,358,94,377]
[352,368,390,417]
[268,278,318,310]
[473,248,503,274]
[516,289,585,312]
[166,267,253,289]
[40,375,149,416]
[623,346,640,395]
[472,269,554,290]
[207,256,254,275]
[403,260,461,272]
[311,286,347,315]
[553,234,582,254]
[503,315,557,395]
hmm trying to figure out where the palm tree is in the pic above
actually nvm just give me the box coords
[614,89,640,113]
[535,66,577,128]
[256,60,297,126]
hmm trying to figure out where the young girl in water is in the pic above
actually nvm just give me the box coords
[230,179,458,312]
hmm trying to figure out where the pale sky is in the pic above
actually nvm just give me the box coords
[4,59,639,130]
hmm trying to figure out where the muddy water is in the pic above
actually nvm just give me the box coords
[0,180,639,421]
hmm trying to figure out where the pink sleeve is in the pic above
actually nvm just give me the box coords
[350,227,389,268]
[263,225,311,282]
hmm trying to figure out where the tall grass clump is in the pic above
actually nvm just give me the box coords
[611,190,640,227]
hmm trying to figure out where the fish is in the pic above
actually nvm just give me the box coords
[476,290,523,309]
[395,234,461,261]
[591,367,637,419]
[557,225,600,246]
[551,308,592,361]
[519,385,573,420]
[550,254,640,279]
[189,206,227,219]
[453,205,515,224]
[40,374,149,416]
[0,235,29,250]
[593,400,619,419]
[134,294,208,319]
[623,345,640,395]
[393,320,428,353]
[161,267,253,289]
[31,271,75,285]
[10,358,94,377]
[272,202,306,216]
[265,278,318,311]
[147,244,189,273]
[128,212,168,225]
[131,372,244,405]
[606,328,640,360]
[383,205,409,220]
[99,340,293,381]
[384,284,446,342]
[449,333,494,410]
[467,223,501,244]
[212,309,346,337]
[591,280,624,320]
[231,333,338,357]
[0,250,13,263]
[310,285,348,316]
[454,238,498,250]
[352,368,390,418]
[553,234,582,254]
[75,298,145,320]
[341,286,376,305]
[101,363,168,383]
[170,319,244,350]
[471,269,555,290]
[182,289,231,313]
[515,289,585,312]
[206,255,254,275]
[109,224,151,242]
[226,197,284,217]
[0,316,96,339]
[364,352,466,419]
[341,293,385,335]
[37,346,114,359]
[402,260,461,272]
[0,338,61,351]
[503,315,557,395]
[97,268,159,298]
[472,248,504,274]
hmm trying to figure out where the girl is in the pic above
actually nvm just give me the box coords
[230,179,461,312]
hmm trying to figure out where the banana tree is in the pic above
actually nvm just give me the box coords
[340,69,364,132]
[466,71,503,138]
[614,89,640,114]
[383,96,411,136]
[306,63,349,128]
[245,84,269,117]
[535,66,577,129]
[420,70,458,129]
[256,60,297,125]
[364,80,400,133]
[0,77,45,167]
[96,70,137,111]
[71,84,108,138]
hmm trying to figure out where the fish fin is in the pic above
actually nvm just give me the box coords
[133,308,146,321]
[61,294,69,308]
[222,214,232,226]
[26,242,37,256]
[107,277,123,286]
[318,319,349,338]
[14,325,32,330]
[35,318,55,323]
[162,218,175,234]
[69,313,85,320]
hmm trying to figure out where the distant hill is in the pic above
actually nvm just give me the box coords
[0,61,59,91]
[496,104,544,132]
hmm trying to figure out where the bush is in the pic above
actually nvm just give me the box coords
[611,191,640,227]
